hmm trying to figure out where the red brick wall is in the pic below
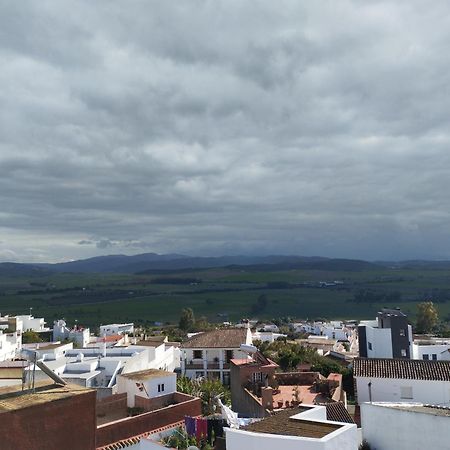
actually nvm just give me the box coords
[0,390,97,450]
[96,396,201,448]
[96,393,127,418]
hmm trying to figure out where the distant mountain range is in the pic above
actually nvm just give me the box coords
[1,253,450,276]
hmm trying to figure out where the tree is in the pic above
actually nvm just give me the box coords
[416,301,439,333]
[22,330,43,344]
[177,376,231,415]
[179,308,195,332]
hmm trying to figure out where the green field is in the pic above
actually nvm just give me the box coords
[1,266,450,328]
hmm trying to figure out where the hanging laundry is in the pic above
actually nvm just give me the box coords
[185,416,196,436]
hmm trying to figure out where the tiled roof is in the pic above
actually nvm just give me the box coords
[243,407,342,438]
[354,358,450,381]
[181,328,248,349]
[325,402,355,424]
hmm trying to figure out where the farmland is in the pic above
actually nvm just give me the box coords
[1,264,450,329]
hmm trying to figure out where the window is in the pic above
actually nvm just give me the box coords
[401,349,407,357]
[399,329,406,336]
[157,383,165,393]
[432,354,437,360]
[400,386,413,399]
[423,354,429,360]
[368,342,373,351]
[252,372,263,383]
[193,350,203,359]
[225,350,234,363]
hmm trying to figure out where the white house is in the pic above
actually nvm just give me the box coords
[53,319,90,347]
[181,328,252,385]
[100,323,134,336]
[354,357,450,405]
[361,402,450,450]
[358,309,413,359]
[117,368,177,407]
[412,337,450,361]
[252,331,287,343]
[0,331,19,361]
[15,315,49,332]
[225,404,358,450]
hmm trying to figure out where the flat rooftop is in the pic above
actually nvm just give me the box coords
[243,408,342,439]
[0,382,92,413]
[374,402,450,417]
[120,368,174,381]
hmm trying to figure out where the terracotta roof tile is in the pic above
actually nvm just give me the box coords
[181,329,248,349]
[354,358,450,381]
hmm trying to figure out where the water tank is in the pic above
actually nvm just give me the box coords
[76,353,84,362]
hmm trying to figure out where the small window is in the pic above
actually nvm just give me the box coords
[400,386,413,399]
[225,350,234,363]
[432,354,437,361]
[158,384,161,393]
[161,383,165,392]
[423,354,429,360]
[252,372,263,383]
[193,350,203,359]
[399,329,406,336]
[368,342,373,351]
[401,349,407,357]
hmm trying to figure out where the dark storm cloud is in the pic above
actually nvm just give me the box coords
[1,0,450,262]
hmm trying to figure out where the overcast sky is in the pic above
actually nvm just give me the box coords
[1,1,450,263]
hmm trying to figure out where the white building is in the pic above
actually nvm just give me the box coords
[117,368,177,407]
[15,315,49,332]
[358,309,413,359]
[100,323,134,336]
[354,357,450,405]
[361,402,450,450]
[412,337,450,361]
[181,328,252,385]
[0,331,19,361]
[27,345,151,393]
[53,319,90,347]
[225,404,358,450]
[252,331,287,343]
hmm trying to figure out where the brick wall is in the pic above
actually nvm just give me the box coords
[96,396,201,448]
[0,389,97,450]
[96,393,127,418]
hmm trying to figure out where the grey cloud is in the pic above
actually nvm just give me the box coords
[78,240,93,245]
[1,1,450,262]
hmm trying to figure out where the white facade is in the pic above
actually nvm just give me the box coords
[146,342,180,372]
[27,345,151,390]
[181,329,252,384]
[117,371,177,407]
[225,405,358,450]
[53,320,90,347]
[361,402,450,450]
[252,331,287,343]
[0,331,19,361]
[16,315,48,332]
[355,376,450,405]
[100,323,134,336]
[412,342,450,361]
[359,319,413,359]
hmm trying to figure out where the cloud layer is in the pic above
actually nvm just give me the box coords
[1,1,450,262]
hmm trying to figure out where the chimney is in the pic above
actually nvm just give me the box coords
[261,387,273,411]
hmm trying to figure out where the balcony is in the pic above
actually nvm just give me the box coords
[185,362,230,370]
